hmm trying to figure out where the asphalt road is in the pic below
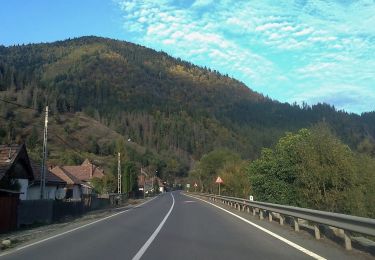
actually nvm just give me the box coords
[0,191,370,260]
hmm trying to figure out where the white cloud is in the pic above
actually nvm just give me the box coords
[294,27,313,36]
[281,25,295,32]
[115,0,375,113]
[292,84,375,113]
[255,22,287,32]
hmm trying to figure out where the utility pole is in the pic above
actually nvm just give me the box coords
[40,106,48,199]
[117,152,122,194]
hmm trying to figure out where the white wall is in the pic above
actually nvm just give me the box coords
[27,185,66,200]
[17,179,29,200]
[72,185,81,200]
[27,186,40,200]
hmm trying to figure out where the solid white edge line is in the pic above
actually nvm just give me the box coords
[0,196,159,257]
[132,193,175,260]
[184,193,326,260]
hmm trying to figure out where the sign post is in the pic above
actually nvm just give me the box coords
[215,176,223,195]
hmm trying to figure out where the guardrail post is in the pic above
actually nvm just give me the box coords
[293,218,300,232]
[197,193,374,250]
[279,215,284,225]
[339,229,352,250]
[314,224,320,240]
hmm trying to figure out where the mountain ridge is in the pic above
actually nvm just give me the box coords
[1,36,374,172]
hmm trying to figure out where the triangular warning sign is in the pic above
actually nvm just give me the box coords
[215,176,223,183]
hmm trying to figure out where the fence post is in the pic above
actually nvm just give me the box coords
[279,214,284,225]
[268,212,273,222]
[260,210,264,220]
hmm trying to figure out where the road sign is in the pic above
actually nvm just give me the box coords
[186,184,190,188]
[215,176,223,195]
[249,195,254,201]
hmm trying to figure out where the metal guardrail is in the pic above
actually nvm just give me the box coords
[190,193,375,250]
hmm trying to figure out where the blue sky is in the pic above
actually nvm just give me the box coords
[1,0,374,114]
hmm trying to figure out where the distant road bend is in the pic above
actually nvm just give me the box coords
[0,191,368,260]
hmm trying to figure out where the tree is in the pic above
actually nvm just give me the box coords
[247,124,373,217]
[26,126,39,149]
[189,149,241,193]
[91,174,116,194]
[123,161,138,193]
[219,161,250,198]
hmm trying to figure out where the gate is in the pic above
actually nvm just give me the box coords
[0,193,19,233]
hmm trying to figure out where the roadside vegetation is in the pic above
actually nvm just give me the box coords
[189,123,375,218]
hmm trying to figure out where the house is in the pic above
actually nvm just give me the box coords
[0,144,34,200]
[26,161,67,200]
[50,159,104,198]
[138,168,165,194]
[55,159,104,195]
[50,166,83,200]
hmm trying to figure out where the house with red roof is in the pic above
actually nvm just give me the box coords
[1,144,68,200]
[26,161,67,200]
[50,166,83,200]
[0,144,34,200]
[50,159,105,199]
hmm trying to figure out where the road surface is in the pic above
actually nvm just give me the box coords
[0,191,370,260]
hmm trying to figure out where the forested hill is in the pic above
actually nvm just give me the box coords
[1,36,375,166]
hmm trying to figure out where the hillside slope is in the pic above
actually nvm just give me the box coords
[1,36,374,173]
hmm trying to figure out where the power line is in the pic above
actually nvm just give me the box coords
[0,97,87,148]
[0,97,39,111]
[51,132,84,156]
[0,98,85,156]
